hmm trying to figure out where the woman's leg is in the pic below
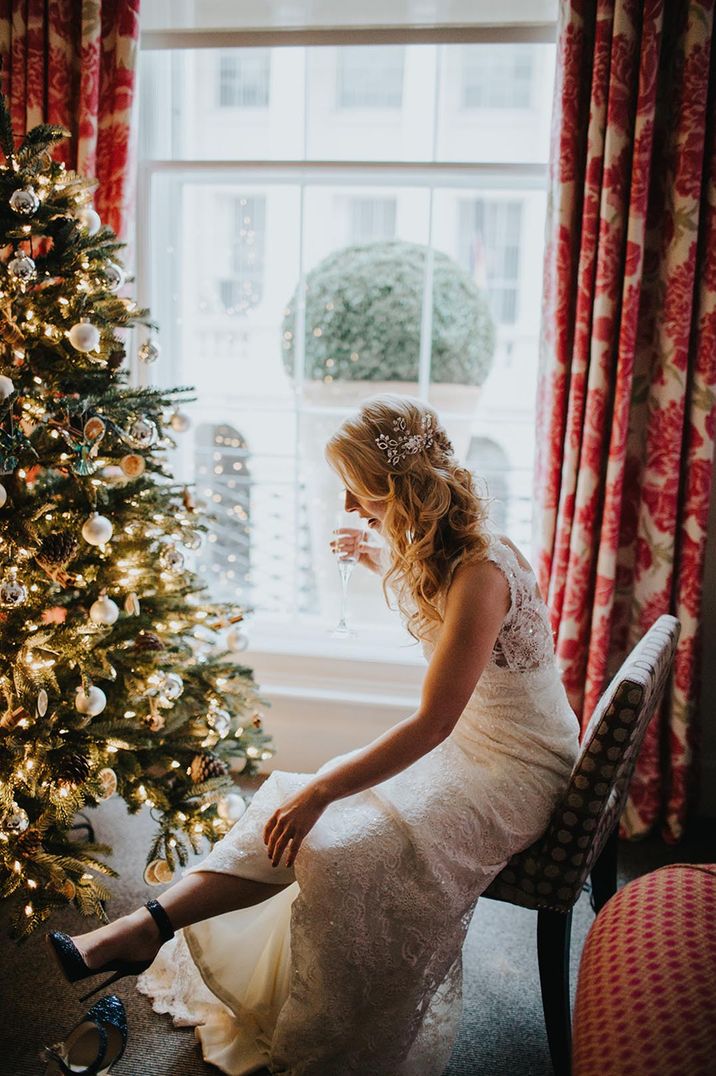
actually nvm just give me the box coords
[71,870,291,970]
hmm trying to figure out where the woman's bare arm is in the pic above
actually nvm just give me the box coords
[310,558,510,804]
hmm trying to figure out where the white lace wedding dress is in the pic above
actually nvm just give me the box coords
[137,533,580,1075]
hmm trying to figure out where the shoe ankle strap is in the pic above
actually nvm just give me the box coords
[145,899,175,943]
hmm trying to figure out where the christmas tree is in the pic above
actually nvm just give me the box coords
[0,97,273,939]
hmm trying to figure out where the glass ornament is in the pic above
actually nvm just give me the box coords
[8,251,36,284]
[9,186,40,215]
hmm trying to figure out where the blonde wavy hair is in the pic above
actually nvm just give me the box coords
[325,394,491,641]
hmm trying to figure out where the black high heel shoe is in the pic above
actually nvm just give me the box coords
[46,899,175,1002]
[40,994,128,1075]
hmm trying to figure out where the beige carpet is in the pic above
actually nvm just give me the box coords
[1,782,711,1076]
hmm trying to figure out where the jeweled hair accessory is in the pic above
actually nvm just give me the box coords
[375,414,443,466]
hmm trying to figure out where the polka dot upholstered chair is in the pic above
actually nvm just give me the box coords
[482,614,681,1076]
[572,863,716,1076]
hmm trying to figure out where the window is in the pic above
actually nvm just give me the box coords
[139,40,554,647]
[460,44,534,109]
[457,199,522,325]
[218,49,271,107]
[217,195,266,313]
[336,46,405,108]
[347,197,397,244]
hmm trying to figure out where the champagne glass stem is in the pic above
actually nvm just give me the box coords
[336,561,352,633]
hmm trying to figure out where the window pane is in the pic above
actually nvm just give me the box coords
[336,46,405,108]
[428,186,547,549]
[218,49,270,107]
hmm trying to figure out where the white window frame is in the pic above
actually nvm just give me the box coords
[135,22,556,728]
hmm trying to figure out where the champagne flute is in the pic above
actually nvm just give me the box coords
[330,509,366,638]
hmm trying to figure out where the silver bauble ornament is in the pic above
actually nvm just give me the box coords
[170,410,191,432]
[89,593,119,625]
[6,802,30,834]
[181,531,202,551]
[0,573,27,607]
[75,684,107,717]
[163,672,184,700]
[138,340,160,364]
[0,483,6,508]
[37,688,48,717]
[226,627,249,652]
[160,545,184,573]
[0,375,15,400]
[102,261,125,291]
[97,767,118,799]
[68,321,101,353]
[8,251,36,284]
[127,416,157,450]
[82,512,113,546]
[217,792,246,823]
[9,186,40,216]
[77,206,101,235]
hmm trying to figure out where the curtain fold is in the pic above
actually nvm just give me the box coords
[0,0,140,238]
[537,0,716,841]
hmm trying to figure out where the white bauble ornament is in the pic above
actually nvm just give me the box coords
[102,261,125,291]
[0,483,6,508]
[226,627,249,652]
[6,802,30,834]
[138,340,160,364]
[90,593,119,625]
[68,321,101,353]
[163,672,184,700]
[0,375,15,400]
[37,688,48,717]
[8,251,36,284]
[75,684,106,717]
[170,410,191,433]
[233,755,248,774]
[9,186,40,215]
[143,858,174,886]
[77,206,101,235]
[82,512,113,546]
[97,767,118,800]
[127,416,157,449]
[217,793,246,823]
[160,545,184,573]
[208,707,231,738]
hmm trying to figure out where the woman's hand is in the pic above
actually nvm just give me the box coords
[263,783,330,869]
[330,528,383,574]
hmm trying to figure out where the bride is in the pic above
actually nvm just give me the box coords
[48,394,580,1075]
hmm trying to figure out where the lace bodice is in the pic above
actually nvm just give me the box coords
[417,532,556,676]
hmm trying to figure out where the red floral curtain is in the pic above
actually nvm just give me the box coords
[536,0,716,841]
[0,0,141,238]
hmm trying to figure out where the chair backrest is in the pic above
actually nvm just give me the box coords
[484,614,681,912]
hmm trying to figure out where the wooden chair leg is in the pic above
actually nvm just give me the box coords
[537,907,572,1076]
[590,827,618,914]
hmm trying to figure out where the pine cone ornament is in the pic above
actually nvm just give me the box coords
[55,751,91,786]
[189,752,229,783]
[133,631,164,653]
[16,827,42,856]
[36,532,79,585]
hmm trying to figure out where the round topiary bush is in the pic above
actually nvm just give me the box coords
[281,239,496,386]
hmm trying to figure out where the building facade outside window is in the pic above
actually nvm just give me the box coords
[336,45,405,109]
